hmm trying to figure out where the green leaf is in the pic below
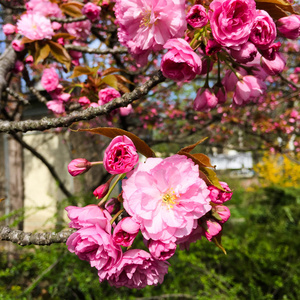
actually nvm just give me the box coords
[48,41,71,71]
[199,166,224,190]
[101,75,118,90]
[77,127,156,158]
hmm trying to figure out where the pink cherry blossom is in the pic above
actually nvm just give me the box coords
[186,4,208,28]
[64,20,92,40]
[26,0,63,18]
[261,52,286,76]
[106,249,169,289]
[66,224,122,271]
[119,104,133,116]
[230,42,257,64]
[103,135,139,175]
[114,0,186,66]
[93,183,110,199]
[208,182,233,204]
[17,13,54,40]
[3,24,16,35]
[78,96,91,106]
[202,218,222,241]
[65,205,112,233]
[161,38,202,82]
[193,88,218,112]
[176,224,204,250]
[46,100,65,114]
[82,3,101,21]
[98,88,121,105]
[233,75,267,106]
[277,14,300,40]
[147,239,177,260]
[250,10,276,50]
[113,217,140,247]
[12,40,25,52]
[68,158,91,177]
[122,154,211,243]
[209,0,256,47]
[41,68,59,92]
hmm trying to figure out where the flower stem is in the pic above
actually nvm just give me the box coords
[110,209,125,225]
[90,161,103,166]
[99,173,126,206]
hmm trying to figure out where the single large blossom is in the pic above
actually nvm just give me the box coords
[17,13,54,40]
[122,155,211,243]
[106,249,169,289]
[114,0,187,66]
[209,0,256,48]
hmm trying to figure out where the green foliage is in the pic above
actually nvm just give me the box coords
[1,186,299,299]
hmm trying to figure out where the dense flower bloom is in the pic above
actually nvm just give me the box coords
[3,24,16,35]
[103,135,139,174]
[208,182,233,204]
[114,0,186,66]
[106,249,169,289]
[68,158,91,176]
[277,15,300,40]
[250,10,276,50]
[230,41,257,63]
[222,68,247,92]
[161,38,202,82]
[82,3,101,21]
[209,0,256,47]
[193,88,218,112]
[260,41,281,60]
[113,217,140,247]
[17,13,54,40]
[147,239,177,260]
[122,154,211,243]
[26,0,63,18]
[65,205,112,233]
[176,225,203,250]
[233,75,267,106]
[66,224,122,272]
[98,88,121,105]
[41,68,59,92]
[186,4,208,28]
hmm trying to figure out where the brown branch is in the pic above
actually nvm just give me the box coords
[0,43,17,102]
[6,87,29,105]
[0,70,166,133]
[50,16,87,23]
[64,44,128,55]
[0,1,25,10]
[0,226,75,246]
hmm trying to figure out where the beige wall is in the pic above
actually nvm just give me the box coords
[23,131,73,232]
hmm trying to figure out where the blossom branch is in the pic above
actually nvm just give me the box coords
[6,87,29,105]
[0,70,166,133]
[0,226,74,246]
[64,44,128,55]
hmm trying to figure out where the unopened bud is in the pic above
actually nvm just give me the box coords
[105,197,121,214]
[93,182,110,199]
[67,158,91,177]
[211,205,231,223]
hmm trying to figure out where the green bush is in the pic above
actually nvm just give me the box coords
[1,186,299,299]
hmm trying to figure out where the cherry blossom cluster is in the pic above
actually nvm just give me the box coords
[114,0,300,110]
[66,135,232,289]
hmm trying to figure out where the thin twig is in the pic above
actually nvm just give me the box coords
[64,44,128,55]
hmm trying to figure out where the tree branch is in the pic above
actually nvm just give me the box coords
[0,226,74,246]
[64,44,128,55]
[50,16,87,23]
[0,70,166,133]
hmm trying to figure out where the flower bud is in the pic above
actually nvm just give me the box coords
[230,42,257,64]
[208,182,233,204]
[68,158,91,176]
[105,197,121,214]
[261,52,286,76]
[186,4,208,28]
[193,88,218,112]
[12,40,25,52]
[277,15,300,40]
[202,218,222,241]
[93,182,110,199]
[211,205,231,223]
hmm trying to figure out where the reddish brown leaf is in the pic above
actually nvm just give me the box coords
[52,33,77,41]
[102,67,124,77]
[48,41,71,71]
[77,127,156,158]
[35,42,51,64]
[198,166,224,190]
[255,0,295,19]
[21,37,34,44]
[69,66,94,78]
[191,153,215,168]
[178,137,208,153]
[60,2,83,17]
